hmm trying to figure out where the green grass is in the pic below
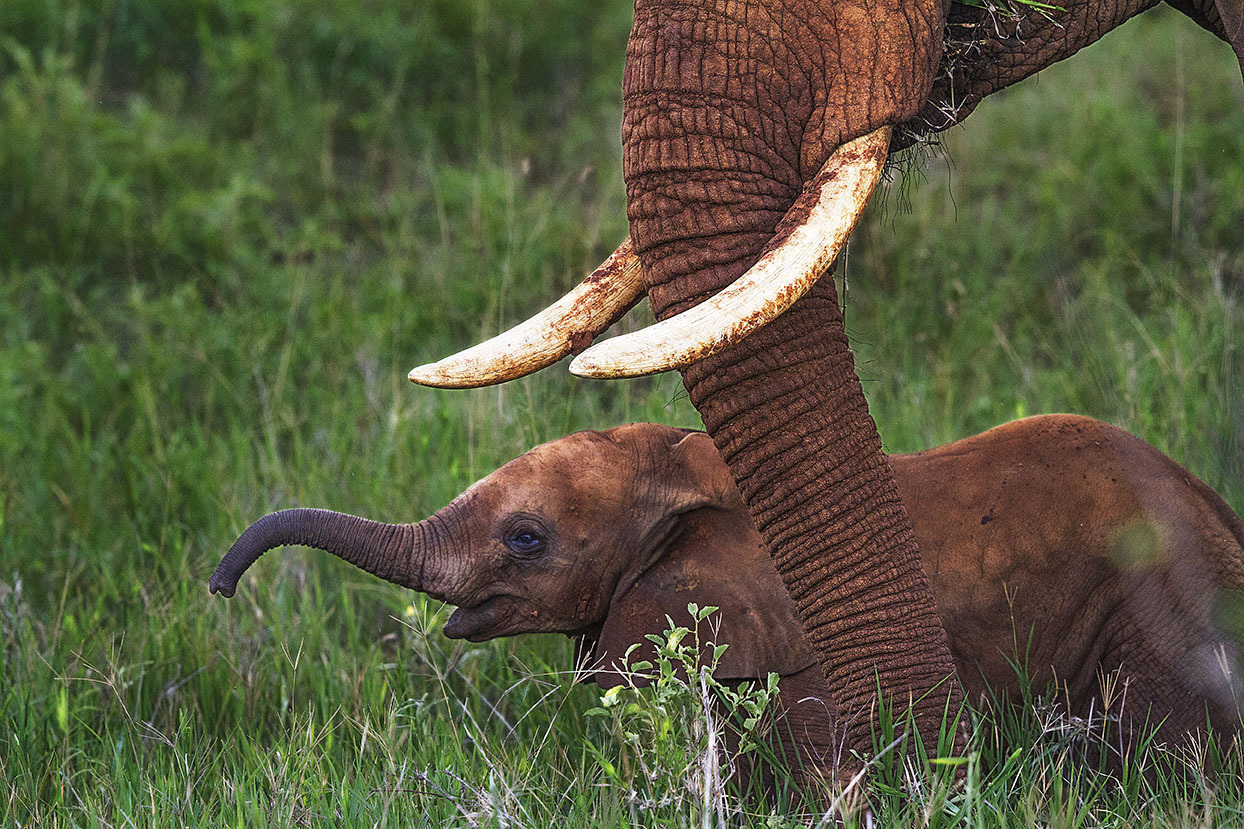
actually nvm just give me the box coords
[1,1,1242,825]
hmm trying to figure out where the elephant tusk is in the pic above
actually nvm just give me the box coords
[568,126,892,379]
[408,238,645,388]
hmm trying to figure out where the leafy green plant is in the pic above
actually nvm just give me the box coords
[585,603,783,825]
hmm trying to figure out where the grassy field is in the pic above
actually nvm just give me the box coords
[2,1,1242,825]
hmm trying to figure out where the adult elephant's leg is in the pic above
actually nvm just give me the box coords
[622,0,962,769]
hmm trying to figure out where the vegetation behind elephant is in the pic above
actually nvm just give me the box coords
[211,414,1244,786]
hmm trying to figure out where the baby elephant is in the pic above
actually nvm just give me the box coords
[211,414,1244,782]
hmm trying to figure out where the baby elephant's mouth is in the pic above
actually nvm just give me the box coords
[443,595,514,641]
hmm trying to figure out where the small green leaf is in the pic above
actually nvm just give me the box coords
[929,755,970,766]
[56,685,68,734]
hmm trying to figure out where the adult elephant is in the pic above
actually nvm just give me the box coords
[409,0,1244,768]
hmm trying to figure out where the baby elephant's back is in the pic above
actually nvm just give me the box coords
[891,413,1244,731]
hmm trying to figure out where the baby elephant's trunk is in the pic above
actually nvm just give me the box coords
[209,508,423,597]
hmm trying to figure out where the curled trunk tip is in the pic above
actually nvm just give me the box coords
[209,508,418,597]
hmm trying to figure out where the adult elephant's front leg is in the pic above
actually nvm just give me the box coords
[622,0,963,771]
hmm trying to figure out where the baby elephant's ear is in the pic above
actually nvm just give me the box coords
[589,436,816,689]
[663,431,745,514]
[590,541,817,689]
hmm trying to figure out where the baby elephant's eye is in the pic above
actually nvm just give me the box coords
[504,530,546,556]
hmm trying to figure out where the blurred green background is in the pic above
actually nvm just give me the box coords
[1,0,1241,823]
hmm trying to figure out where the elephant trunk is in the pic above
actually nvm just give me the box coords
[618,0,963,763]
[209,508,433,598]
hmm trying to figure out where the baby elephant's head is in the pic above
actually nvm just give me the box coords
[210,424,757,645]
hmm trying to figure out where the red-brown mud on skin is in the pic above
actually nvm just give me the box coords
[758,144,862,257]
